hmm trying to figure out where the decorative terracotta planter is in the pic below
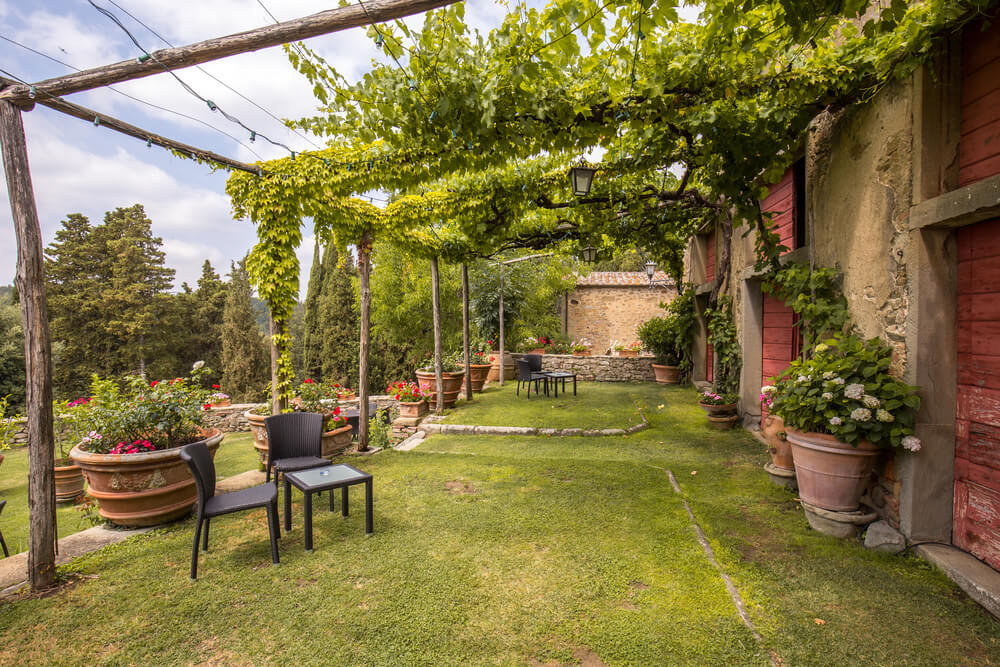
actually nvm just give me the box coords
[246,410,269,465]
[651,364,680,384]
[487,353,516,381]
[469,364,491,392]
[321,424,353,457]
[527,348,545,356]
[336,391,356,401]
[210,399,231,408]
[397,400,429,419]
[699,402,738,417]
[54,461,85,503]
[415,370,465,408]
[707,415,739,430]
[785,428,880,512]
[572,349,591,357]
[762,415,794,471]
[618,349,638,358]
[70,429,223,527]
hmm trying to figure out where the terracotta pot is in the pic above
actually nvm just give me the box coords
[469,364,491,392]
[210,399,231,408]
[527,348,546,356]
[707,415,739,430]
[415,370,465,408]
[70,429,223,527]
[54,461,85,503]
[785,428,879,512]
[487,353,516,381]
[321,424,353,457]
[618,349,638,358]
[246,410,269,465]
[699,402,738,417]
[651,364,680,384]
[572,349,591,357]
[397,400,429,419]
[336,391,356,401]
[762,415,794,471]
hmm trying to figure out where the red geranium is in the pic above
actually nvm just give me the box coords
[303,378,314,384]
[150,380,158,387]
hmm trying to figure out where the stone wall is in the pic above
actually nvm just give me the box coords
[567,286,675,352]
[201,403,259,432]
[521,353,656,382]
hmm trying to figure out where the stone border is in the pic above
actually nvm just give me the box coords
[418,406,648,438]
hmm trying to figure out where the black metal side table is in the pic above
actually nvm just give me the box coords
[285,464,373,551]
[544,371,577,397]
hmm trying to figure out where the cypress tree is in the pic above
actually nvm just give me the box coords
[318,243,359,387]
[221,259,269,402]
[191,261,226,384]
[300,237,325,380]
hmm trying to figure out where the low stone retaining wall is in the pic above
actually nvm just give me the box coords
[515,353,656,382]
[205,396,397,433]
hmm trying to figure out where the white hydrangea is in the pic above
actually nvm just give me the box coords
[831,377,845,385]
[192,360,205,370]
[823,371,835,379]
[796,375,808,383]
[850,408,872,422]
[822,392,834,400]
[863,395,880,409]
[845,383,865,400]
[902,435,921,452]
[829,416,843,426]
[876,409,894,423]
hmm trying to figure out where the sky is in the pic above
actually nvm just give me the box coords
[0,1,699,298]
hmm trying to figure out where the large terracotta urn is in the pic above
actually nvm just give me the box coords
[469,364,491,392]
[785,428,879,512]
[54,461,85,503]
[487,353,515,382]
[70,429,223,527]
[246,409,269,465]
[321,424,353,457]
[415,370,465,408]
[762,415,793,471]
[651,364,680,385]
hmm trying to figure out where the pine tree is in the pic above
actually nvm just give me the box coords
[300,238,325,380]
[318,243,359,387]
[221,259,269,402]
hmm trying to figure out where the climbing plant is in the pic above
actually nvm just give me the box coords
[706,295,742,396]
[762,262,851,357]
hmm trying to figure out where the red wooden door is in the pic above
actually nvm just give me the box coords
[761,294,797,415]
[706,343,714,383]
[955,218,1000,568]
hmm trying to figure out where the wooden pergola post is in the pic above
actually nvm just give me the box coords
[0,99,56,590]
[498,265,505,387]
[358,231,372,450]
[430,257,444,413]
[462,263,472,401]
[268,313,283,415]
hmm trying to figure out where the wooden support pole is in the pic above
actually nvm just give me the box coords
[358,232,372,450]
[0,99,56,590]
[462,263,472,401]
[268,312,282,416]
[498,266,505,387]
[430,257,444,414]
[0,0,458,105]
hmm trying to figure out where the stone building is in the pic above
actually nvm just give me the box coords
[563,271,675,352]
[684,17,1000,569]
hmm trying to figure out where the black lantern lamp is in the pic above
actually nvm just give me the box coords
[569,164,597,197]
[581,246,598,263]
[644,260,657,281]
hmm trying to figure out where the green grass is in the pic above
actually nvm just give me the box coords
[0,386,997,665]
[440,381,652,429]
[0,433,260,556]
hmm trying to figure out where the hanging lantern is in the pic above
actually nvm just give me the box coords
[581,246,598,263]
[644,260,657,281]
[569,164,597,196]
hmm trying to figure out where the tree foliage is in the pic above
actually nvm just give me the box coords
[221,259,270,402]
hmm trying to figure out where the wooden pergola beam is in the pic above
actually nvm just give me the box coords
[0,79,260,174]
[0,0,458,106]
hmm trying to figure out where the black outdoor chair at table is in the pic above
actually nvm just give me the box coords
[525,353,543,373]
[180,441,279,580]
[265,412,330,531]
[515,358,548,398]
[0,499,8,558]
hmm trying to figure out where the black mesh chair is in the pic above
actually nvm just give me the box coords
[180,441,279,580]
[265,412,329,530]
[0,499,8,558]
[515,358,548,398]
[525,354,544,373]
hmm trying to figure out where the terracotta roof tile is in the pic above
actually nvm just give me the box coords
[574,271,673,287]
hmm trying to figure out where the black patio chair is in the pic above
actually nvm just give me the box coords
[525,353,543,372]
[180,441,279,580]
[515,358,548,398]
[265,412,330,530]
[0,499,8,558]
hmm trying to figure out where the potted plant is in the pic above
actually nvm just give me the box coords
[389,381,429,418]
[208,385,230,407]
[610,340,625,356]
[618,341,641,358]
[698,390,740,429]
[53,397,89,503]
[770,336,921,513]
[333,383,356,401]
[468,342,494,392]
[543,336,573,355]
[638,315,683,384]
[416,352,466,408]
[293,379,353,456]
[571,340,591,357]
[523,336,549,355]
[69,361,223,527]
[246,402,271,466]
[759,385,793,470]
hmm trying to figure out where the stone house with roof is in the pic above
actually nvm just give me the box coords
[684,16,1000,572]
[563,271,675,352]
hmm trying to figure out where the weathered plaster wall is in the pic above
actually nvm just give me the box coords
[808,78,914,374]
[567,286,675,352]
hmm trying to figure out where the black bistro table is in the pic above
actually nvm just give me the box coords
[284,464,373,551]
[544,371,577,397]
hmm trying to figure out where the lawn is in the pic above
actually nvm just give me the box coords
[0,385,997,665]
[0,432,259,556]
